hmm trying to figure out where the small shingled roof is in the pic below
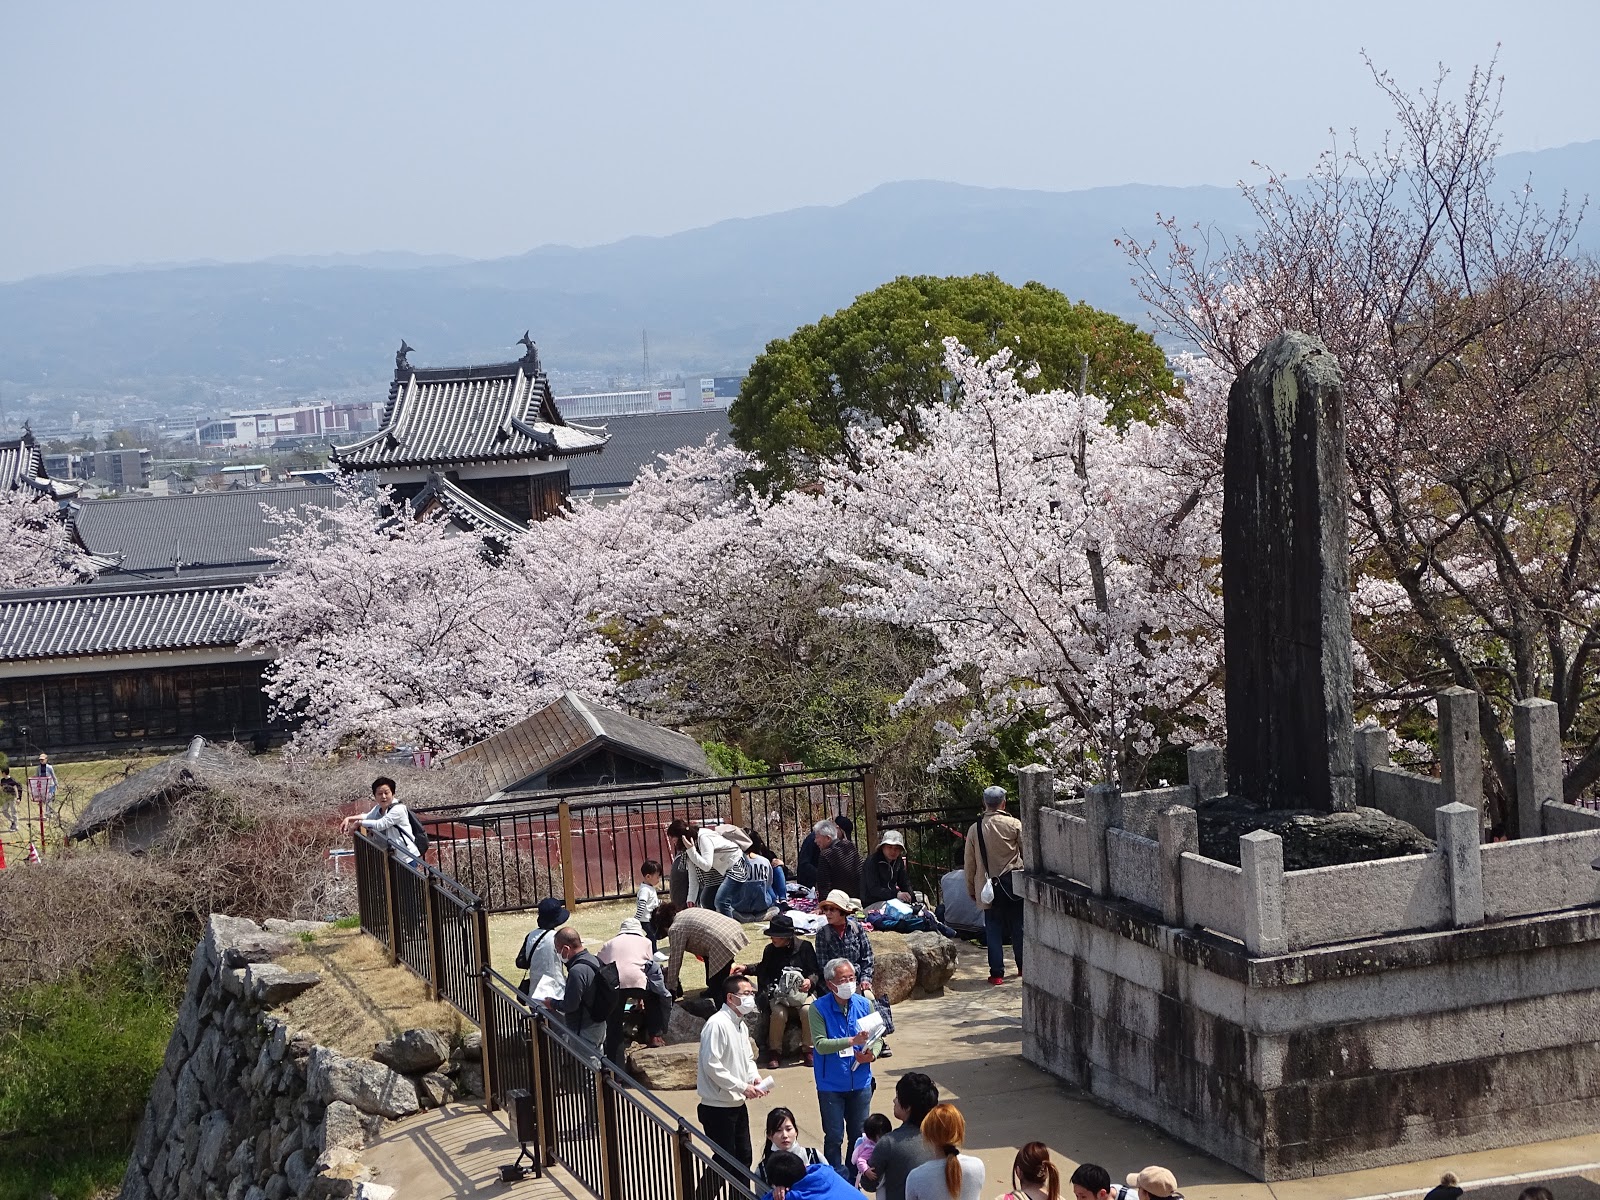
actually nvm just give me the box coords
[444,691,711,796]
[70,737,238,840]
[568,410,732,493]
[0,574,256,662]
[71,485,338,575]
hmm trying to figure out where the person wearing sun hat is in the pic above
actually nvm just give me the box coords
[755,911,823,1068]
[861,830,913,906]
[1117,1167,1182,1200]
[515,895,569,996]
[814,889,894,1058]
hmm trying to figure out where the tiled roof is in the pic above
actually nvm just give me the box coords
[411,474,527,540]
[331,353,608,469]
[70,738,241,840]
[568,410,733,492]
[0,430,78,501]
[71,485,338,575]
[443,691,711,796]
[0,575,256,662]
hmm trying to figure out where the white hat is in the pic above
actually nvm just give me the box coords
[817,889,856,914]
[618,917,645,937]
[878,830,905,849]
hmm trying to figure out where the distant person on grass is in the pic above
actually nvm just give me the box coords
[515,897,568,998]
[34,753,58,821]
[0,766,20,832]
[338,776,419,862]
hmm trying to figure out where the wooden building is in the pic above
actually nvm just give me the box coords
[330,337,608,536]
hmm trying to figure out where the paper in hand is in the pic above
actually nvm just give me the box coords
[531,974,565,1002]
[855,1011,885,1038]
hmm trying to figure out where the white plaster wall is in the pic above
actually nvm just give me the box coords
[1180,853,1244,941]
[1107,827,1160,911]
[1481,829,1600,919]
[1283,854,1446,950]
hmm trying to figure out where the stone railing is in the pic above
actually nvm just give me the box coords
[1022,689,1600,956]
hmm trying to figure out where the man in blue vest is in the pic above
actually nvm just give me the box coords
[808,956,883,1180]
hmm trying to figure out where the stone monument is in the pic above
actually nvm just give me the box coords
[1222,332,1355,811]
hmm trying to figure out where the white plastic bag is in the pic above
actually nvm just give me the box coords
[979,877,995,905]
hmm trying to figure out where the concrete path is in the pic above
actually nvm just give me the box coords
[362,939,1600,1200]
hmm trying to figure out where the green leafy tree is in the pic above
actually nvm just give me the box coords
[731,273,1177,492]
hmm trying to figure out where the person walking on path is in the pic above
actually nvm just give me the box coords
[812,820,862,903]
[755,913,821,1068]
[998,1144,1061,1200]
[860,830,913,906]
[761,1150,864,1200]
[904,1105,985,1200]
[339,776,419,862]
[809,956,882,1179]
[658,902,749,998]
[515,897,569,996]
[965,786,1024,984]
[32,753,58,824]
[861,1072,941,1200]
[549,927,610,1049]
[0,766,20,832]
[814,890,893,1056]
[697,974,770,1171]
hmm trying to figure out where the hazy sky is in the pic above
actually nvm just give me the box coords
[5,1,1599,281]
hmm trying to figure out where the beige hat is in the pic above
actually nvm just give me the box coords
[618,917,646,937]
[817,889,856,914]
[878,830,905,849]
[1127,1168,1178,1198]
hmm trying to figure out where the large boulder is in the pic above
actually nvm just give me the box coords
[319,1101,366,1155]
[871,949,918,1006]
[309,1049,420,1119]
[905,933,960,995]
[372,1028,450,1074]
[665,1005,706,1046]
[626,1043,700,1090]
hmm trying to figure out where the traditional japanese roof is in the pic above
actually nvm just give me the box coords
[71,485,338,576]
[70,736,240,841]
[331,342,608,470]
[0,429,79,501]
[567,410,733,493]
[0,574,257,662]
[443,691,712,797]
[410,473,527,540]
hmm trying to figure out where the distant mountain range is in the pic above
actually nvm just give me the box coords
[6,139,1600,404]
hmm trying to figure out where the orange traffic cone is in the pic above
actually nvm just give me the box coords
[0,840,7,869]
[25,842,40,864]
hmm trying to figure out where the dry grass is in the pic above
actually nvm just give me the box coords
[273,927,466,1058]
[0,753,163,860]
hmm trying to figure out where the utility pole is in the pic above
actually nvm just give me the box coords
[641,329,651,391]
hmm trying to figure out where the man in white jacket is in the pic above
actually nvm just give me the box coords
[696,973,768,1170]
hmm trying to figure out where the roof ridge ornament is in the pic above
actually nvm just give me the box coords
[395,340,415,375]
[517,331,541,373]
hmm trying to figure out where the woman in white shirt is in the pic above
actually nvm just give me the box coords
[905,1104,985,1200]
[666,819,750,908]
[339,776,419,862]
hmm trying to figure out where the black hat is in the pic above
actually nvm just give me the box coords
[764,913,798,938]
[1422,1185,1463,1200]
[537,897,570,929]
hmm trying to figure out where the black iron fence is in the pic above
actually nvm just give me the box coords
[414,766,877,913]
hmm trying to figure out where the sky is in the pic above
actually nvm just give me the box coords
[4,1,1600,282]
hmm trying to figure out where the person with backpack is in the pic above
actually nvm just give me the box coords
[964,786,1023,985]
[548,927,618,1049]
[339,776,421,864]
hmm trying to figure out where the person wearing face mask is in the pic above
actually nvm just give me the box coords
[808,957,882,1180]
[548,927,610,1049]
[697,974,770,1172]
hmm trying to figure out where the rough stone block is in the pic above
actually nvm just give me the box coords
[1240,831,1286,956]
[1084,785,1116,898]
[1158,807,1200,926]
[871,949,917,1005]
[263,918,331,936]
[247,963,323,1006]
[1353,723,1389,809]
[665,1004,706,1046]
[904,932,960,994]
[455,1062,484,1098]
[624,1042,699,1090]
[416,1072,455,1108]
[319,1100,366,1154]
[371,1028,450,1074]
[1436,802,1485,926]
[308,1048,420,1119]
[1187,745,1225,801]
[1514,698,1561,840]
[283,1148,316,1197]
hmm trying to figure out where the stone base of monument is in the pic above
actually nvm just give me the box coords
[1194,796,1433,869]
[1017,698,1600,1180]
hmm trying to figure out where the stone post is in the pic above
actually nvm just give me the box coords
[1083,784,1117,899]
[1017,765,1055,874]
[1513,699,1561,840]
[1157,806,1200,927]
[1240,830,1287,956]
[1353,722,1389,810]
[1186,744,1225,802]
[1435,802,1485,926]
[1438,687,1484,837]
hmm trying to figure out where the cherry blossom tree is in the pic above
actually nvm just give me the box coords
[1127,56,1600,827]
[821,339,1223,789]
[240,479,613,755]
[0,489,94,589]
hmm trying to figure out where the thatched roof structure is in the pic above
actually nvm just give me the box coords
[69,737,241,841]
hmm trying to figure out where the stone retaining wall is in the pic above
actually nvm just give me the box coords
[121,915,480,1200]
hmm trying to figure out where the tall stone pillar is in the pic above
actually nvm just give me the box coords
[1222,332,1355,812]
[1512,698,1560,840]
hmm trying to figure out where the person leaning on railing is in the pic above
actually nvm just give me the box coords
[339,776,419,864]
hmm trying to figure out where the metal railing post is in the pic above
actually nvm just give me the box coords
[674,1120,696,1200]
[381,842,401,966]
[473,904,498,1110]
[558,800,578,910]
[421,869,443,1000]
[863,766,880,852]
[532,1012,557,1167]
[596,1065,622,1200]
